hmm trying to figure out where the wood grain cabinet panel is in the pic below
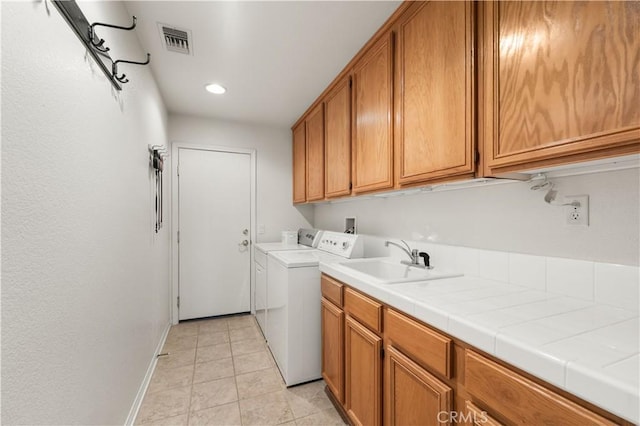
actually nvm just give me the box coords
[395,0,476,185]
[325,77,352,198]
[464,401,504,426]
[385,345,453,426]
[345,315,382,426]
[321,274,343,307]
[482,1,640,174]
[465,350,616,425]
[352,32,395,194]
[321,297,345,404]
[319,276,627,425]
[306,104,325,201]
[292,122,306,203]
[385,308,452,378]
[344,287,383,334]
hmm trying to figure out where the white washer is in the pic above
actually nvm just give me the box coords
[253,229,321,338]
[267,231,362,386]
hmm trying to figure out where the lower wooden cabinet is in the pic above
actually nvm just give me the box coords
[321,297,344,403]
[385,345,453,426]
[345,315,382,426]
[464,350,616,425]
[320,274,628,426]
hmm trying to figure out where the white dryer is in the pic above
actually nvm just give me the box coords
[253,228,321,338]
[267,231,363,386]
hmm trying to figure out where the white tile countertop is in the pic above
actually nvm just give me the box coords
[319,256,640,424]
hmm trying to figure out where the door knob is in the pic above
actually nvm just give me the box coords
[240,240,249,246]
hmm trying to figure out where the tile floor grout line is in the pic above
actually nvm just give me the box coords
[184,321,203,426]
[230,327,243,426]
[140,315,344,425]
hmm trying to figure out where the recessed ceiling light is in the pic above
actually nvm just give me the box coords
[205,83,226,94]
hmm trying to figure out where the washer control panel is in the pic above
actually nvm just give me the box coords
[318,231,363,258]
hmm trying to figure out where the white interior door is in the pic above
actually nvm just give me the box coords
[178,148,251,320]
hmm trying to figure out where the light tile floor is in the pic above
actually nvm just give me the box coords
[136,314,346,426]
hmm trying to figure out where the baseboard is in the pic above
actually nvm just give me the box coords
[324,384,352,425]
[124,322,172,426]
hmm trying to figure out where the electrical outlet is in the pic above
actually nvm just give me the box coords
[565,195,589,226]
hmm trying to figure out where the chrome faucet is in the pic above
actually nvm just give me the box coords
[385,240,433,269]
[385,240,420,265]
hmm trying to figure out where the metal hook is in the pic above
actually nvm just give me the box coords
[148,145,170,158]
[114,53,151,68]
[89,35,110,53]
[112,62,129,83]
[111,53,150,84]
[88,16,136,53]
[91,15,137,33]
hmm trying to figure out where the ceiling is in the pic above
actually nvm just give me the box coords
[124,1,401,128]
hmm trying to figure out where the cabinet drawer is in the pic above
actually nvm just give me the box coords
[464,350,615,425]
[321,274,344,307]
[344,287,382,334]
[385,308,451,378]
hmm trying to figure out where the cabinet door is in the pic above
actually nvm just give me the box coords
[345,315,382,426]
[482,1,640,174]
[385,345,453,426]
[306,104,325,201]
[395,1,475,185]
[352,32,394,194]
[292,122,306,203]
[321,298,344,403]
[325,77,352,198]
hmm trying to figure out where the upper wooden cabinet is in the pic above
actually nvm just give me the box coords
[306,104,325,201]
[292,104,325,203]
[293,0,639,203]
[292,122,306,203]
[395,1,476,185]
[481,1,640,175]
[352,32,395,194]
[325,76,352,198]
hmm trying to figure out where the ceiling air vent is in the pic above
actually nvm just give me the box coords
[158,23,192,55]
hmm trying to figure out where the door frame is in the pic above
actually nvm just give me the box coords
[171,142,257,324]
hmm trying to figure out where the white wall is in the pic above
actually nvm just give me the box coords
[2,2,171,424]
[314,168,640,266]
[168,114,313,242]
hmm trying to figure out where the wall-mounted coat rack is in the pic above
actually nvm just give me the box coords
[149,145,169,233]
[52,1,150,91]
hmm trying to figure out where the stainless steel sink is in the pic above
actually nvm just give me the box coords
[337,259,462,284]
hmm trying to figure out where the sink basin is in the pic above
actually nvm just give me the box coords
[337,259,462,284]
